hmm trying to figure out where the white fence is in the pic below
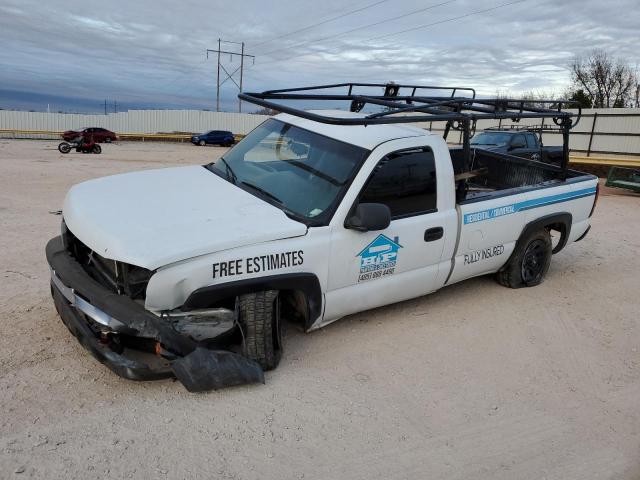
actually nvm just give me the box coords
[0,109,269,135]
[0,107,639,156]
[418,108,640,156]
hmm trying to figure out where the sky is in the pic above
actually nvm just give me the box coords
[0,0,638,113]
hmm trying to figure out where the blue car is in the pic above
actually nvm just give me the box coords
[191,130,235,147]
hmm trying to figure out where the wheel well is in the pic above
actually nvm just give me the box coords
[182,273,322,330]
[545,222,568,254]
[519,212,572,255]
[276,289,309,326]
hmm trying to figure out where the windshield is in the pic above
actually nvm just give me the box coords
[205,119,368,225]
[470,132,513,146]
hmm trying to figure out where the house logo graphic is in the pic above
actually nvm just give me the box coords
[356,234,402,282]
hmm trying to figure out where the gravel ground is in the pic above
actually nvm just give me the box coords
[0,139,639,480]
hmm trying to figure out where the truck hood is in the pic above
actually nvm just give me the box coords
[63,166,307,270]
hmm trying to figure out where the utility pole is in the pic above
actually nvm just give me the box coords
[114,100,117,113]
[206,39,255,112]
[216,39,221,112]
[239,42,245,113]
[104,99,107,115]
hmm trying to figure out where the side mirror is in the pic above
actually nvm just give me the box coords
[345,203,391,232]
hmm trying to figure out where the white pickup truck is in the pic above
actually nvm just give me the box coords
[46,83,598,391]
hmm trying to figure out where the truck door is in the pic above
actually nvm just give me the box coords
[525,133,542,161]
[323,146,457,323]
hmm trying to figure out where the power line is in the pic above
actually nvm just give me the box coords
[252,0,390,50]
[259,0,457,59]
[254,0,528,68]
[366,0,528,41]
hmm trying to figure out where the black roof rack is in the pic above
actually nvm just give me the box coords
[239,82,580,182]
[240,82,581,128]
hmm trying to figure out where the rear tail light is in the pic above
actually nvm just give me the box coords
[589,182,600,217]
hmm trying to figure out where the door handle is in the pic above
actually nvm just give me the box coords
[424,227,444,242]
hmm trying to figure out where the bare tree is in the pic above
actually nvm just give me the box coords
[254,107,279,116]
[570,50,638,108]
[518,90,560,109]
[494,89,559,109]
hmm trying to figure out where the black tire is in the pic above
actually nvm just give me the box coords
[104,137,112,143]
[58,142,71,154]
[496,229,552,288]
[199,140,206,146]
[92,145,102,154]
[237,290,282,370]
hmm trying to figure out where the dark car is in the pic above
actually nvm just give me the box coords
[470,128,563,163]
[191,130,235,147]
[62,127,117,143]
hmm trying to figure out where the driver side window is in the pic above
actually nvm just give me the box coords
[359,147,437,219]
[511,134,526,148]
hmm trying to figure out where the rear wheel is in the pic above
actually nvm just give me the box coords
[496,229,552,288]
[104,137,112,143]
[92,144,102,154]
[58,142,71,154]
[237,290,282,370]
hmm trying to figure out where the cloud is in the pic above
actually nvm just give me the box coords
[0,0,638,112]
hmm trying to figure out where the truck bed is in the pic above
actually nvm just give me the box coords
[450,148,588,203]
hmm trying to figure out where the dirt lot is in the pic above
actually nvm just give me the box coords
[0,139,639,479]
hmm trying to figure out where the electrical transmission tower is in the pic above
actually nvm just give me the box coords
[206,39,255,113]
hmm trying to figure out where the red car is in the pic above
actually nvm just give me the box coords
[62,127,117,143]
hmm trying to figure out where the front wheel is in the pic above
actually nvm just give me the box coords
[92,144,102,154]
[199,140,206,146]
[496,229,552,288]
[237,290,283,370]
[58,142,71,154]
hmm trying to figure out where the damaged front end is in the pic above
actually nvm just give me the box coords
[46,232,264,392]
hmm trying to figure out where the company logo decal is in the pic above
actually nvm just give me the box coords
[356,234,402,282]
[463,186,597,224]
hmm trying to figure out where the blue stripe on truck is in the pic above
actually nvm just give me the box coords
[463,186,597,224]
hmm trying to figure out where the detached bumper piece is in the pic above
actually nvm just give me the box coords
[46,236,264,391]
[171,348,264,392]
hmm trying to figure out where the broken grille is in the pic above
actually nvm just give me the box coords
[62,221,152,300]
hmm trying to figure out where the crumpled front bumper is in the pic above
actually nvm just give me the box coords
[46,236,264,391]
[50,270,173,381]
